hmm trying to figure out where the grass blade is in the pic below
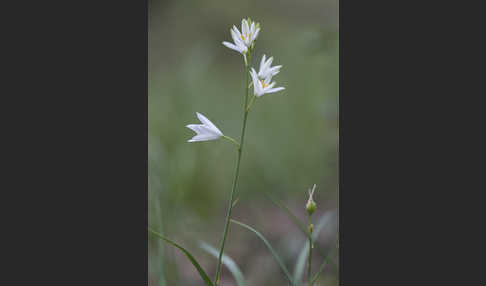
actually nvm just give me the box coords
[264,192,309,237]
[199,242,247,286]
[310,239,338,285]
[293,212,334,285]
[147,228,214,286]
[230,219,295,285]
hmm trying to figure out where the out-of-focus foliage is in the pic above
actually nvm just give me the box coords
[149,0,338,285]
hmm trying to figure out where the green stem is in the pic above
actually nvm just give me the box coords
[221,135,240,149]
[214,51,252,286]
[246,95,256,112]
[307,215,313,286]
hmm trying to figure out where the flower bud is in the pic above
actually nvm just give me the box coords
[305,184,317,215]
[306,199,316,215]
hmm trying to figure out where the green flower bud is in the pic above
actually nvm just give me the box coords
[306,199,316,215]
[305,184,317,215]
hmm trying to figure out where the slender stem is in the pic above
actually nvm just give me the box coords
[221,135,240,149]
[307,215,313,286]
[246,94,257,112]
[214,51,252,286]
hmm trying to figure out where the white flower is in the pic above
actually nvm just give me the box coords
[222,18,260,55]
[257,54,282,80]
[250,68,285,97]
[239,18,260,47]
[186,112,223,142]
[222,29,247,55]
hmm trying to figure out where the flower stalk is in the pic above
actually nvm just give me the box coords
[186,18,284,285]
[307,215,313,286]
[306,184,317,286]
[221,135,240,149]
[214,50,252,286]
[246,95,256,112]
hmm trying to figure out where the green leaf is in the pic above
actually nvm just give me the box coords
[264,192,309,237]
[293,212,334,286]
[230,219,295,286]
[147,228,214,286]
[310,239,338,285]
[199,242,247,286]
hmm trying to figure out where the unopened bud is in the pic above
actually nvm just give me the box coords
[305,184,317,215]
[306,199,316,215]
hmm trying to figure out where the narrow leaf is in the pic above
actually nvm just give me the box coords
[264,192,309,237]
[199,242,247,286]
[147,228,214,286]
[230,219,295,285]
[310,239,338,285]
[232,197,240,208]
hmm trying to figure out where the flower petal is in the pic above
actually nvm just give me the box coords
[269,65,282,76]
[232,25,241,37]
[252,27,260,42]
[242,19,249,35]
[266,87,285,94]
[186,124,203,133]
[230,28,241,45]
[223,41,242,53]
[196,112,223,136]
[188,133,220,142]
[250,68,263,96]
[266,82,276,90]
[263,76,272,85]
[264,57,274,71]
[259,54,266,74]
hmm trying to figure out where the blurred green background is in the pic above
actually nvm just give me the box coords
[149,0,339,285]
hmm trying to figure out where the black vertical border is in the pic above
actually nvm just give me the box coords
[338,0,343,283]
[4,0,150,284]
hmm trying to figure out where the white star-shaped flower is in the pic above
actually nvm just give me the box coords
[239,18,260,47]
[250,68,285,97]
[186,112,224,142]
[257,54,282,80]
[222,28,247,55]
[222,18,260,56]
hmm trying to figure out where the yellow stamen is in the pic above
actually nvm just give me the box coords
[260,80,267,88]
[241,34,245,41]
